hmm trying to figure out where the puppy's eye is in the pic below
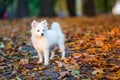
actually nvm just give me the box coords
[43,30,45,31]
[37,30,40,32]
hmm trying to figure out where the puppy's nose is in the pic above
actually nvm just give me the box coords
[41,33,44,36]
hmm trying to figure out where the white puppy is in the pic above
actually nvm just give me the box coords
[31,20,65,65]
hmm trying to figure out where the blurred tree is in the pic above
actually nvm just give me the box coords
[104,0,115,13]
[55,0,69,17]
[76,0,83,16]
[95,0,115,14]
[39,0,56,17]
[28,0,39,16]
[0,1,6,19]
[8,0,15,19]
[104,0,108,12]
[16,0,29,18]
[66,0,76,16]
[83,0,95,16]
[0,0,12,19]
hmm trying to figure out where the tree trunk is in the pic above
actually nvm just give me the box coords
[16,0,29,18]
[66,0,76,16]
[104,0,108,12]
[83,0,95,16]
[39,0,56,17]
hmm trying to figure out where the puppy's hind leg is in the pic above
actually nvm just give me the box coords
[59,42,66,59]
[50,46,57,59]
[50,51,55,60]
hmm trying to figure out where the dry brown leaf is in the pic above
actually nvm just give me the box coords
[20,58,29,65]
[92,69,104,75]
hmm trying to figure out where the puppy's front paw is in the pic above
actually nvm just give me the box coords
[44,62,49,65]
[37,61,42,64]
[37,58,43,63]
[37,59,43,64]
[50,56,54,60]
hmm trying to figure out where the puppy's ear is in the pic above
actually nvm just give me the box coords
[42,19,48,26]
[31,20,38,28]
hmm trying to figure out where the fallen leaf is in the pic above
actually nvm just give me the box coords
[54,66,61,72]
[58,71,70,79]
[20,58,29,65]
[73,64,80,70]
[71,70,80,77]
[16,76,22,80]
[55,61,64,67]
[21,69,29,76]
[33,66,47,71]
[92,69,104,75]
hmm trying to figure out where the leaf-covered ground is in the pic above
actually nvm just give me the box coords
[0,15,120,80]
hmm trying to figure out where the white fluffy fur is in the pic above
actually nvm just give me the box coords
[31,20,65,65]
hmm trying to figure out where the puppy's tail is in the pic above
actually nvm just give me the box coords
[51,22,62,34]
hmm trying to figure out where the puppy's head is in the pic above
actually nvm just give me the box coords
[31,20,48,37]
